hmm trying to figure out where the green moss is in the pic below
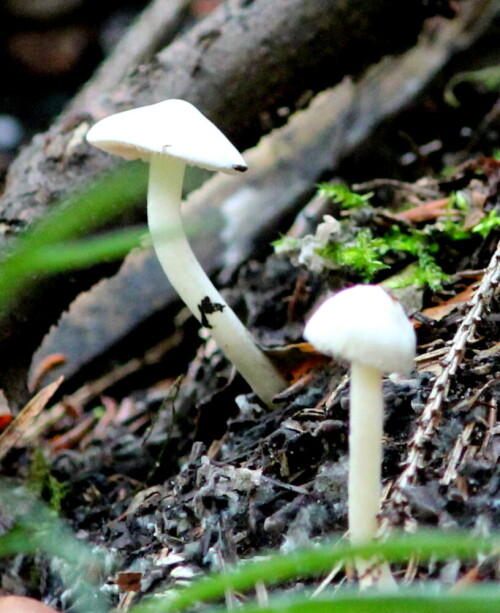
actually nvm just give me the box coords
[317,182,374,208]
[317,230,388,281]
[271,235,302,253]
[276,181,495,290]
[382,227,430,256]
[28,447,68,513]
[472,208,500,238]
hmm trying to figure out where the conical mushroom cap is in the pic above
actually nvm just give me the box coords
[304,285,416,374]
[86,99,247,174]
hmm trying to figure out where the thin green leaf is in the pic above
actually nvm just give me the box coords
[0,486,110,613]
[205,589,500,613]
[0,163,147,305]
[22,226,147,274]
[130,532,498,613]
[25,162,147,247]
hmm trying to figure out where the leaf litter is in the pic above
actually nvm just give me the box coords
[1,158,500,607]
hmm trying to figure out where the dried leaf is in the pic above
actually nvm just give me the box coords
[0,377,63,460]
[0,390,12,431]
[0,415,12,430]
[266,342,331,384]
[390,197,450,223]
[420,284,476,321]
[115,571,142,592]
[462,190,487,230]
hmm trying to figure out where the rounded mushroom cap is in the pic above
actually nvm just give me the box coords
[86,99,247,174]
[304,285,416,374]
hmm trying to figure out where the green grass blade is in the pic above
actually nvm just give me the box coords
[205,590,500,613]
[20,226,147,274]
[24,162,147,247]
[0,163,147,306]
[131,532,498,613]
[0,485,110,613]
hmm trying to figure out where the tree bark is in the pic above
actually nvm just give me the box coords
[0,0,445,406]
[1,0,439,225]
[66,0,191,116]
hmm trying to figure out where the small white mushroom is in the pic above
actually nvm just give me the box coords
[86,99,287,405]
[304,284,416,583]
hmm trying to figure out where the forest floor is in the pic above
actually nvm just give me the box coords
[0,2,499,612]
[1,118,499,611]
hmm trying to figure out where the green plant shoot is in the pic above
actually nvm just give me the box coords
[318,182,374,208]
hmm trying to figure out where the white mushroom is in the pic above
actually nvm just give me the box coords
[304,284,416,583]
[86,99,287,405]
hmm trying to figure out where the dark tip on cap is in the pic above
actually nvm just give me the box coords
[233,164,248,172]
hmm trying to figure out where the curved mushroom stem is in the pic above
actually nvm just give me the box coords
[147,154,287,406]
[349,362,396,590]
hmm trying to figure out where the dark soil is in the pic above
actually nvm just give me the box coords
[2,181,499,607]
[0,2,499,611]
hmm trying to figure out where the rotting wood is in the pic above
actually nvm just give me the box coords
[1,0,441,227]
[66,0,192,118]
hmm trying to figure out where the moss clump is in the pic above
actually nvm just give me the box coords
[28,447,68,513]
[275,182,498,289]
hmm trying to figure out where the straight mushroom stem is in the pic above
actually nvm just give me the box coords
[348,362,396,589]
[147,154,287,406]
[348,362,384,546]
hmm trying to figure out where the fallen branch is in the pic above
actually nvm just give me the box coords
[66,0,191,116]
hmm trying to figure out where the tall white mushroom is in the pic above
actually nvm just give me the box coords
[86,99,287,405]
[304,284,416,585]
